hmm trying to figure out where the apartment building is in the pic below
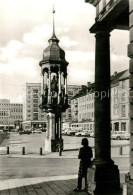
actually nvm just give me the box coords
[71,70,129,132]
[0,99,23,130]
[62,85,81,129]
[22,83,46,129]
[111,70,129,132]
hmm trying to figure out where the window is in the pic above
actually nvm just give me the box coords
[122,81,125,89]
[121,123,126,131]
[121,92,126,102]
[33,99,38,103]
[121,105,126,117]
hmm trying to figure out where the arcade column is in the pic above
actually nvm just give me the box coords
[87,31,120,194]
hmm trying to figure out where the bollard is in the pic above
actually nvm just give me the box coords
[22,147,25,155]
[59,147,62,156]
[40,148,42,155]
[119,146,122,155]
[7,146,9,154]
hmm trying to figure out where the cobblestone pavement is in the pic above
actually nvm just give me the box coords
[0,178,88,195]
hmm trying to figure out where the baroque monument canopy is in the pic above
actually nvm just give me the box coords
[39,7,68,73]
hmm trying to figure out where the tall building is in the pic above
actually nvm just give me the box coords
[71,69,129,132]
[62,85,81,122]
[0,99,23,130]
[22,83,46,129]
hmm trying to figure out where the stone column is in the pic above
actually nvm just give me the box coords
[58,70,61,104]
[65,74,67,95]
[87,31,120,195]
[45,112,56,152]
[48,70,51,103]
[125,1,133,193]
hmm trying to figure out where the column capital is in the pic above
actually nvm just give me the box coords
[90,21,113,34]
[95,31,111,38]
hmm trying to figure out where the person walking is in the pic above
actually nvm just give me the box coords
[74,138,93,192]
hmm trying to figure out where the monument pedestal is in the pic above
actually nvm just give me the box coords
[125,173,133,195]
[87,163,120,195]
[45,138,63,152]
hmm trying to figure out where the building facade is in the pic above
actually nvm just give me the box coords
[71,70,129,132]
[0,99,23,130]
[62,85,81,121]
[22,83,46,129]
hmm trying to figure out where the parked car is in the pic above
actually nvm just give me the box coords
[111,131,129,140]
[82,130,94,137]
[90,131,95,138]
[66,130,76,136]
[124,132,130,140]
[32,129,42,134]
[75,131,83,137]
[40,128,47,132]
[19,130,32,135]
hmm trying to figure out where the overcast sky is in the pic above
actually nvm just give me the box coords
[0,0,129,103]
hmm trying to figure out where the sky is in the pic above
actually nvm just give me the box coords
[0,0,129,103]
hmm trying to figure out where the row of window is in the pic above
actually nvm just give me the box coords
[79,103,94,111]
[113,105,127,117]
[79,112,94,120]
[0,104,22,106]
[0,115,22,119]
[78,94,94,103]
[0,109,22,112]
[0,122,14,125]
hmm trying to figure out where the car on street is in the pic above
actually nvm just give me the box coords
[124,132,130,140]
[40,128,47,132]
[19,130,32,135]
[75,131,83,137]
[90,131,95,138]
[66,130,77,136]
[111,131,129,140]
[32,129,42,134]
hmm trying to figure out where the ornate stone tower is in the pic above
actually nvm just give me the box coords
[39,8,69,152]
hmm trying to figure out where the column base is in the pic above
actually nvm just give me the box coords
[87,162,120,195]
[125,173,133,195]
[45,138,63,152]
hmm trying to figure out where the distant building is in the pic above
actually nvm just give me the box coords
[23,83,81,129]
[71,70,129,132]
[111,70,129,132]
[0,99,23,130]
[22,83,47,129]
[62,85,81,128]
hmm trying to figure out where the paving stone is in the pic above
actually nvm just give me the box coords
[25,185,37,195]
[17,186,28,195]
[32,183,47,195]
[0,189,10,195]
[9,188,18,195]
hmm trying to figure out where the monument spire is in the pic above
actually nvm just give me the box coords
[52,4,55,36]
[48,4,59,43]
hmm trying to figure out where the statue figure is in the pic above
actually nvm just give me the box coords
[51,75,58,92]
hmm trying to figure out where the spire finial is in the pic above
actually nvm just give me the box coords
[52,4,55,35]
[48,4,59,43]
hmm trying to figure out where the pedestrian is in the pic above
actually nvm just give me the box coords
[74,138,93,192]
